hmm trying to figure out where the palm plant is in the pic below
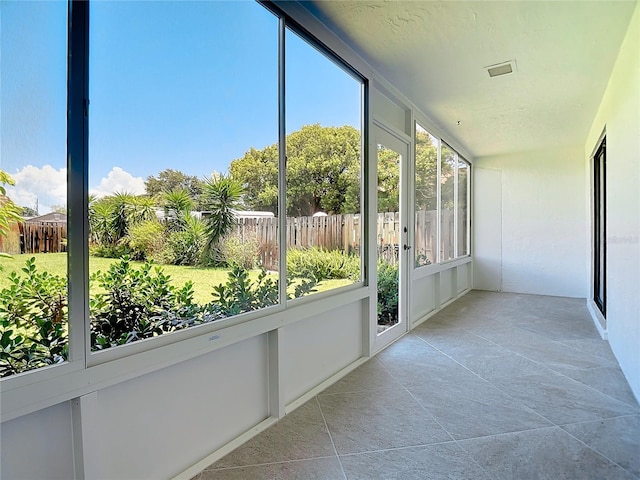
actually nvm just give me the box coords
[200,174,243,259]
[108,192,156,242]
[88,197,115,246]
[162,188,194,214]
[88,192,156,248]
[161,188,194,232]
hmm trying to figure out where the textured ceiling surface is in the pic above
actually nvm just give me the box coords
[304,1,637,158]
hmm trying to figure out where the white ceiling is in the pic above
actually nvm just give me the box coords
[303,1,637,158]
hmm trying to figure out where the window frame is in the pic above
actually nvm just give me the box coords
[413,122,471,271]
[282,22,367,303]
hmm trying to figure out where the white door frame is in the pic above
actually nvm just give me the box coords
[371,122,411,354]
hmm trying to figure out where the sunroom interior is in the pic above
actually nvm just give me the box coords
[1,1,638,479]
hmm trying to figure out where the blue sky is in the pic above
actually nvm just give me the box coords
[2,1,361,213]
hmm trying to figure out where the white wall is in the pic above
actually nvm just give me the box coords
[474,146,588,297]
[1,402,75,480]
[585,1,640,401]
[281,301,363,404]
[83,336,270,480]
[473,168,503,291]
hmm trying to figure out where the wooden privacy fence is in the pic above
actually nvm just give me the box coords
[1,211,457,266]
[230,214,361,270]
[20,221,68,254]
[229,210,454,270]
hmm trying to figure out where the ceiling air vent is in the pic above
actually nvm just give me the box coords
[485,60,517,78]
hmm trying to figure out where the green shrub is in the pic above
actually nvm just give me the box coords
[126,220,166,261]
[0,257,68,377]
[1,256,318,376]
[90,257,219,350]
[212,264,316,317]
[90,243,133,259]
[218,234,260,269]
[414,250,432,268]
[162,229,205,266]
[377,261,398,325]
[287,247,360,282]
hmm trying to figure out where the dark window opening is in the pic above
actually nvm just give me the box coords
[593,137,606,316]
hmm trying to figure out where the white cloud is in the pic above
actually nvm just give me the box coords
[89,167,146,198]
[5,164,67,214]
[3,165,145,214]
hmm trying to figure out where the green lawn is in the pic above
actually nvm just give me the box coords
[0,253,352,305]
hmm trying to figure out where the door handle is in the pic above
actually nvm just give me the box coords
[403,244,412,251]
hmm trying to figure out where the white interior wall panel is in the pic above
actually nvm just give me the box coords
[473,167,503,291]
[372,87,407,134]
[474,147,588,298]
[85,335,269,480]
[1,402,75,480]
[585,1,640,402]
[457,264,469,294]
[411,274,436,322]
[439,269,454,304]
[281,301,364,405]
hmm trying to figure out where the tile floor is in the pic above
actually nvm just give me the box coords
[192,291,640,480]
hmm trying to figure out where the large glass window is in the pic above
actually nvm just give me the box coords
[0,1,69,377]
[415,124,470,267]
[1,0,366,377]
[414,124,438,266]
[457,156,469,257]
[284,28,363,300]
[440,143,456,262]
[88,2,279,352]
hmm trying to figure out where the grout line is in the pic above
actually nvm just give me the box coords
[409,322,562,429]
[558,424,639,478]
[465,329,640,412]
[380,349,502,480]
[335,439,462,458]
[371,351,504,480]
[557,412,640,428]
[315,395,348,480]
[416,308,639,418]
[208,293,637,479]
[205,455,341,472]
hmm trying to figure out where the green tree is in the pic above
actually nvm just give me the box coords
[440,144,456,210]
[229,145,279,214]
[19,206,39,217]
[286,124,361,216]
[376,145,400,212]
[230,124,361,216]
[414,129,439,211]
[145,169,203,207]
[50,205,68,214]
